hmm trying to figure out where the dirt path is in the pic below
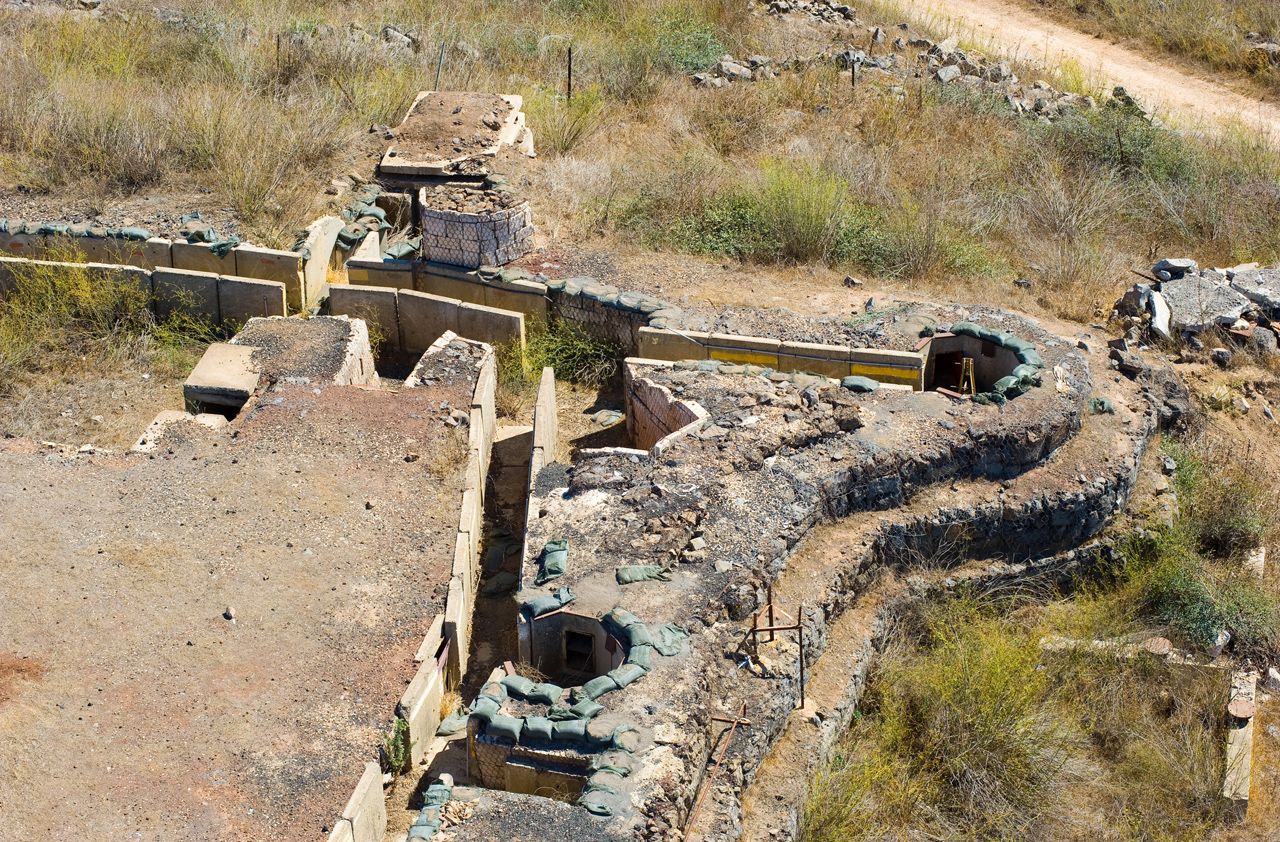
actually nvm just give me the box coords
[895,0,1280,138]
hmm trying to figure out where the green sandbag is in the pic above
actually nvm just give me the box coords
[625,644,654,670]
[609,724,641,753]
[602,608,642,637]
[436,708,470,736]
[209,236,240,257]
[976,326,1003,344]
[841,375,879,393]
[553,718,588,742]
[580,796,612,816]
[570,698,604,719]
[407,823,438,839]
[535,538,569,585]
[607,663,647,688]
[949,321,981,338]
[1017,349,1044,367]
[992,375,1021,395]
[501,674,535,697]
[1088,397,1115,415]
[621,623,653,648]
[423,783,451,808]
[114,226,152,241]
[471,695,500,720]
[590,752,633,777]
[547,704,576,721]
[486,713,523,741]
[481,680,507,703]
[178,211,215,243]
[38,222,69,235]
[584,778,618,796]
[652,623,689,656]
[578,674,620,701]
[1002,335,1034,353]
[1011,363,1042,385]
[616,564,672,584]
[522,716,554,742]
[522,586,575,617]
[336,224,367,251]
[527,682,563,705]
[383,238,421,259]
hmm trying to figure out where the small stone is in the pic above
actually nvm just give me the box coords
[1210,347,1233,367]
[222,607,235,621]
[1264,667,1280,695]
[1161,455,1177,475]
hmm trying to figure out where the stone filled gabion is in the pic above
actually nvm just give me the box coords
[419,194,534,269]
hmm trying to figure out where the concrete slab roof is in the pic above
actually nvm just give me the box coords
[0,370,476,839]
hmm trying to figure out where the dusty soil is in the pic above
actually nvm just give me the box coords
[388,91,513,164]
[0,379,470,840]
[0,350,196,451]
[894,0,1280,137]
[0,183,250,242]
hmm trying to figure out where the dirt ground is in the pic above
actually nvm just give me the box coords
[894,0,1280,136]
[388,91,513,164]
[0,379,470,840]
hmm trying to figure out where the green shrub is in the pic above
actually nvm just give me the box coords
[653,9,724,73]
[525,320,620,387]
[525,85,609,157]
[1046,108,1204,185]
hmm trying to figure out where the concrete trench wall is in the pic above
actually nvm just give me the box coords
[637,327,926,388]
[326,283,525,354]
[0,255,287,327]
[0,230,310,308]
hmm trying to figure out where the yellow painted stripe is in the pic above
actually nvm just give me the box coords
[849,362,923,388]
[709,347,780,366]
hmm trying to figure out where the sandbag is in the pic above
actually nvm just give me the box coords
[651,623,689,656]
[590,752,633,777]
[1002,335,1034,353]
[178,211,216,243]
[522,716,554,742]
[1011,363,1042,385]
[992,375,1021,395]
[552,718,588,742]
[1017,349,1044,367]
[578,674,620,701]
[526,682,563,705]
[436,708,470,736]
[522,586,575,617]
[486,713,523,741]
[470,695,500,721]
[480,680,507,703]
[607,663,647,688]
[501,674,535,697]
[949,321,981,338]
[422,783,452,809]
[570,698,604,720]
[382,237,421,259]
[615,564,672,584]
[535,538,568,585]
[625,644,654,670]
[620,623,653,648]
[602,607,642,636]
[841,375,879,393]
[114,226,153,241]
[209,236,240,257]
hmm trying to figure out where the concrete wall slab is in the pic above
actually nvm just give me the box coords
[218,275,288,328]
[172,241,237,275]
[153,268,220,323]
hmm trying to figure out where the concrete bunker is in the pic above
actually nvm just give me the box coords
[922,321,1044,398]
[524,611,623,684]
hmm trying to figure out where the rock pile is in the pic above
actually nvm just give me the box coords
[764,0,857,23]
[1115,257,1280,358]
[421,182,523,215]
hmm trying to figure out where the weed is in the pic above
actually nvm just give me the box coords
[525,320,620,387]
[526,85,609,157]
[381,716,413,781]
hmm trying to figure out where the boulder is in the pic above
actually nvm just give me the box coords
[935,64,961,83]
[1149,290,1172,339]
[716,59,753,81]
[1152,256,1197,281]
[1229,268,1280,317]
[1249,326,1278,357]
[1159,272,1251,331]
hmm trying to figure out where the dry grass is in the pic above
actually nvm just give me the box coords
[804,595,1232,841]
[1030,0,1280,89]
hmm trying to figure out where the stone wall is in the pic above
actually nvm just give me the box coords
[419,193,534,269]
[624,361,711,453]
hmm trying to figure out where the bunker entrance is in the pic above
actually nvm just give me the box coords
[525,612,623,686]
[924,333,1020,394]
